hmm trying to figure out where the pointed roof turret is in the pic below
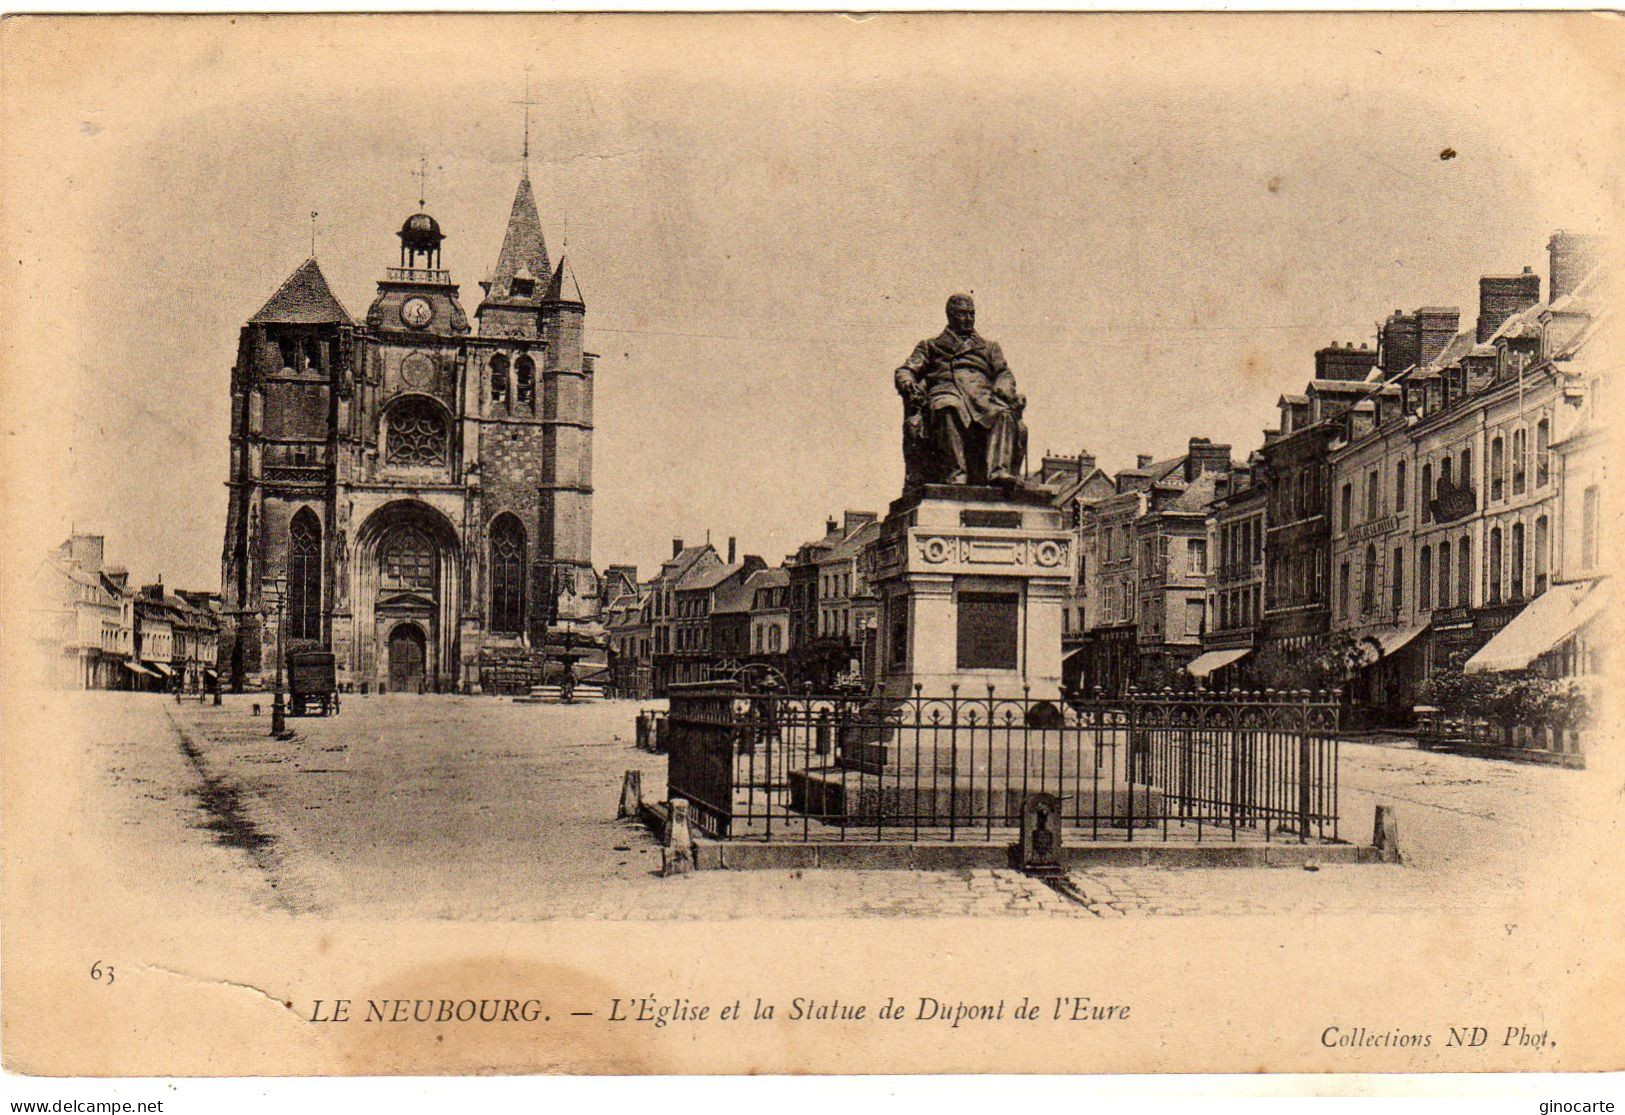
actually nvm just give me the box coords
[250,258,353,324]
[546,255,583,304]
[485,174,551,303]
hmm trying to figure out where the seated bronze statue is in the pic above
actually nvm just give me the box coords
[895,293,1028,489]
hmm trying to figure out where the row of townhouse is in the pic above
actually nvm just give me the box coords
[1050,229,1611,717]
[601,511,881,697]
[28,533,223,692]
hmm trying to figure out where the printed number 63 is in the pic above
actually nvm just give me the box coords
[90,961,114,985]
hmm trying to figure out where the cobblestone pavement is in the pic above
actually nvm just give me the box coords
[41,691,1610,922]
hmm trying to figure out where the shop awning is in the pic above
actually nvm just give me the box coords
[1375,623,1428,658]
[123,660,157,677]
[1186,647,1251,678]
[202,667,219,679]
[144,660,174,678]
[1464,583,1597,674]
[1062,646,1089,665]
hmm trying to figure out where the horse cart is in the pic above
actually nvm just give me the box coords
[288,650,341,716]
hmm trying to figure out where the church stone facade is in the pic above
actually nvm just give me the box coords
[219,173,598,694]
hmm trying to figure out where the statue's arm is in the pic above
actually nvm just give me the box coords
[894,341,929,399]
[988,342,1023,406]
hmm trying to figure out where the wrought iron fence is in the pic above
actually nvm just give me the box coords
[664,683,1343,844]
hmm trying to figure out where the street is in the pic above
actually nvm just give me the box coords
[31,690,1609,921]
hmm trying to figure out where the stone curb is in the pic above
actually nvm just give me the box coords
[699,839,1381,871]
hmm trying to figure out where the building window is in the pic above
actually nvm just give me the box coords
[1420,462,1433,523]
[515,355,535,406]
[1188,538,1207,574]
[1536,418,1551,487]
[1395,460,1407,513]
[1438,540,1452,609]
[288,508,321,641]
[489,354,509,404]
[1419,546,1432,611]
[956,592,1017,670]
[1185,599,1204,636]
[1439,455,1453,497]
[1460,447,1472,492]
[1490,436,1505,501]
[1392,547,1404,616]
[1511,521,1525,602]
[1361,544,1377,614]
[1338,560,1351,619]
[1582,486,1600,570]
[1535,515,1550,594]
[1488,526,1503,605]
[381,528,436,592]
[1366,470,1380,521]
[385,400,448,467]
[1512,428,1527,495]
[1340,483,1352,532]
[489,515,526,634]
[1458,535,1471,611]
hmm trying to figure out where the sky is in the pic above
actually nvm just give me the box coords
[2,14,1619,591]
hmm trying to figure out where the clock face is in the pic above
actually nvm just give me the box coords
[400,297,433,329]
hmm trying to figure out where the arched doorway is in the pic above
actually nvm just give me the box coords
[388,624,427,693]
[353,499,463,693]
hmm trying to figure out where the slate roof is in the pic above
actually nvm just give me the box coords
[710,577,757,615]
[250,258,353,325]
[485,175,551,303]
[547,256,583,303]
[679,560,750,593]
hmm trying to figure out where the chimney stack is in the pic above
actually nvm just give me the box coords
[1477,268,1541,342]
[727,536,737,565]
[672,538,684,559]
[1548,230,1604,302]
[825,516,838,536]
[1136,453,1153,469]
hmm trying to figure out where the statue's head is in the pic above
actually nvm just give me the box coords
[945,293,975,335]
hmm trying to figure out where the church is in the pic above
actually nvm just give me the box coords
[218,168,599,694]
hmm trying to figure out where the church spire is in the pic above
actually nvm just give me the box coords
[485,174,550,304]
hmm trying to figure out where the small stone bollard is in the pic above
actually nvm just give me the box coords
[251,702,262,716]
[1373,804,1402,864]
[1019,792,1064,876]
[662,798,694,877]
[618,769,643,819]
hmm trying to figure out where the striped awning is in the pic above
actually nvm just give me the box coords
[123,660,157,677]
[1464,583,1600,674]
[1186,647,1251,678]
[144,660,174,678]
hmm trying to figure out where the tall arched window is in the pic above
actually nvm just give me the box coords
[1458,534,1472,610]
[381,529,436,592]
[1510,522,1525,601]
[1395,460,1407,513]
[1419,545,1432,610]
[288,509,322,641]
[1490,436,1505,501]
[1534,515,1550,594]
[1488,526,1503,604]
[489,354,510,404]
[1361,544,1377,614]
[1420,462,1433,523]
[1536,418,1551,487]
[1512,428,1527,494]
[489,515,527,635]
[1391,547,1404,616]
[385,399,448,467]
[515,355,535,406]
[1438,540,1452,609]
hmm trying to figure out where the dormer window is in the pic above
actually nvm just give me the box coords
[510,277,535,299]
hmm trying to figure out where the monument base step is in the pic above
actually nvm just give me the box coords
[515,683,607,704]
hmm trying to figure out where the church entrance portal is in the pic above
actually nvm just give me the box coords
[388,624,427,694]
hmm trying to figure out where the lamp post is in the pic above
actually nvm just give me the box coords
[264,577,291,739]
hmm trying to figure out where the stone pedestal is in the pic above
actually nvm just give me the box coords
[867,485,1070,703]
